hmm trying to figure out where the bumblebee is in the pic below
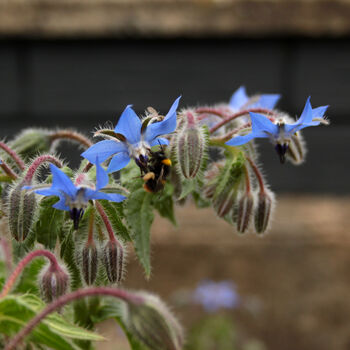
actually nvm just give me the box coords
[142,149,172,193]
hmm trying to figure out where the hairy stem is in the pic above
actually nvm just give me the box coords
[0,162,17,180]
[5,287,143,350]
[23,155,63,184]
[246,156,265,193]
[0,141,25,170]
[209,108,275,134]
[0,250,59,298]
[50,130,92,149]
[95,201,116,242]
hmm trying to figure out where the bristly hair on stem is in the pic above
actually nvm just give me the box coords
[5,287,144,350]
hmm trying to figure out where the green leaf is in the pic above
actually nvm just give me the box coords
[178,179,196,200]
[125,188,154,277]
[0,294,104,350]
[35,197,65,250]
[152,183,176,226]
[14,257,45,296]
[98,200,131,242]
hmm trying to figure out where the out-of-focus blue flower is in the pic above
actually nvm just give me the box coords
[226,97,329,163]
[23,159,125,228]
[229,86,281,111]
[192,280,240,312]
[82,97,181,173]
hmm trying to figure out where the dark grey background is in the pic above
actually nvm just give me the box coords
[0,38,347,193]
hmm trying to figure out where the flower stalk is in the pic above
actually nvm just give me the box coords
[5,287,143,350]
[50,130,92,149]
[0,250,60,298]
[0,141,25,170]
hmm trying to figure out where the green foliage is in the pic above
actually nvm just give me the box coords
[125,188,154,277]
[0,294,104,350]
[35,197,65,250]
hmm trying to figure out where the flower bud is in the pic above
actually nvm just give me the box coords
[8,182,37,241]
[40,263,69,302]
[234,192,254,233]
[213,188,236,218]
[176,122,208,179]
[286,133,306,165]
[254,190,274,233]
[122,292,184,350]
[81,241,98,285]
[102,240,124,283]
[9,128,51,161]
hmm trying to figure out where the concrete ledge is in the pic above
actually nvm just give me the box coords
[1,0,350,38]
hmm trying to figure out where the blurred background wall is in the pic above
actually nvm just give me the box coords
[0,0,349,193]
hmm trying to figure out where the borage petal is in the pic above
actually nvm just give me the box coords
[52,196,69,211]
[250,94,281,109]
[95,159,109,191]
[226,131,268,146]
[82,140,127,164]
[229,86,249,110]
[86,189,126,203]
[107,152,131,173]
[49,164,77,198]
[114,105,142,144]
[149,137,169,147]
[144,96,181,142]
[249,112,278,135]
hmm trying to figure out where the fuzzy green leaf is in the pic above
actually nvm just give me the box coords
[35,197,65,250]
[125,188,154,277]
[0,294,104,350]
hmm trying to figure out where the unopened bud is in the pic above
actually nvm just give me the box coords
[9,128,51,161]
[81,241,98,285]
[254,190,274,233]
[122,292,184,350]
[286,133,306,165]
[40,263,69,302]
[8,182,37,241]
[234,192,254,233]
[212,160,244,218]
[176,122,208,179]
[102,240,124,283]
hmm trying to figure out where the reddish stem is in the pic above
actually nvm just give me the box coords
[50,130,92,149]
[0,162,17,180]
[0,250,59,298]
[0,238,12,272]
[0,142,25,170]
[209,108,275,134]
[95,201,116,242]
[243,165,251,194]
[246,157,265,193]
[195,107,228,119]
[5,287,143,350]
[23,155,63,184]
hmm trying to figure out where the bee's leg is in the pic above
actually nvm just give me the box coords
[143,172,155,181]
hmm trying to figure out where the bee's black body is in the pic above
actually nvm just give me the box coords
[141,149,171,193]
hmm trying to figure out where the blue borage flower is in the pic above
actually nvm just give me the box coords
[82,97,181,173]
[226,97,329,163]
[230,86,281,111]
[23,160,125,228]
[192,280,240,312]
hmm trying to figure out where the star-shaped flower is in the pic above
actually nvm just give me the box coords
[226,97,329,163]
[82,97,181,173]
[230,86,281,111]
[23,160,125,228]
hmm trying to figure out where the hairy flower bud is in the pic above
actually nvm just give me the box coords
[234,192,254,233]
[9,128,51,160]
[176,120,208,179]
[286,133,306,165]
[81,241,99,285]
[102,240,124,283]
[213,188,236,218]
[40,263,69,302]
[254,190,274,233]
[8,182,37,241]
[122,292,184,350]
